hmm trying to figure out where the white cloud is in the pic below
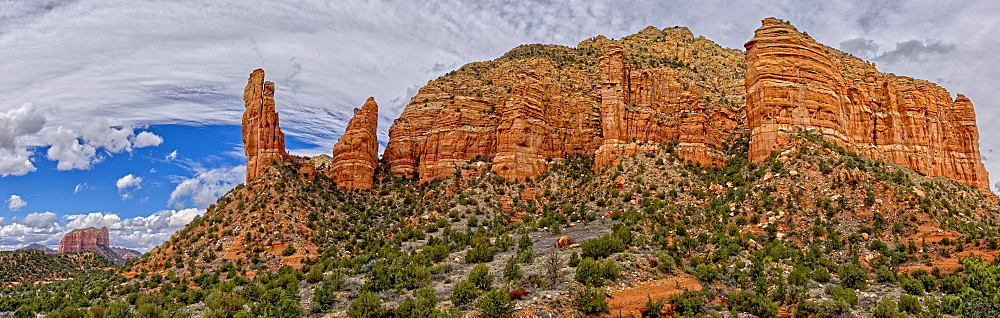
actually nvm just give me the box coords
[0,104,46,176]
[0,209,205,252]
[45,126,99,170]
[133,131,163,148]
[6,195,27,211]
[116,174,142,200]
[44,121,164,171]
[165,150,178,161]
[73,182,91,194]
[169,165,245,209]
[115,174,143,191]
[15,212,60,229]
[81,119,135,153]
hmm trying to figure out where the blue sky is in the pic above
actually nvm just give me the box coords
[3,0,1000,252]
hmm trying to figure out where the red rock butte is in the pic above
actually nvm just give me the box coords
[241,18,988,191]
[328,97,380,190]
[242,69,290,181]
[58,227,110,254]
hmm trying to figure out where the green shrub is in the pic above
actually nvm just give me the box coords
[670,290,706,316]
[282,246,296,256]
[206,291,246,317]
[575,258,620,287]
[838,263,867,289]
[568,252,580,267]
[476,289,515,318]
[811,266,831,283]
[898,295,921,314]
[348,291,385,318]
[465,244,495,264]
[643,297,666,318]
[830,286,858,308]
[729,290,778,318]
[574,288,608,314]
[694,263,719,282]
[872,297,901,318]
[451,280,478,306]
[656,253,675,273]
[396,288,438,318]
[788,266,808,286]
[104,301,132,318]
[580,235,625,259]
[312,279,339,312]
[503,256,523,282]
[939,276,965,294]
[469,264,494,290]
[901,278,924,295]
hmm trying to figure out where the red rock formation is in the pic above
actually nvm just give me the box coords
[58,227,109,254]
[745,18,989,190]
[329,97,379,189]
[242,69,289,181]
[594,44,736,169]
[492,72,552,182]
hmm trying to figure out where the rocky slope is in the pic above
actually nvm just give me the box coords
[12,17,997,318]
[0,249,112,286]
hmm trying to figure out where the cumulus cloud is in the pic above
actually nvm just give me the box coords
[45,126,99,170]
[165,150,179,161]
[169,165,245,209]
[116,174,143,200]
[0,209,205,252]
[44,121,164,171]
[0,104,46,176]
[6,195,27,211]
[81,119,135,153]
[133,131,163,148]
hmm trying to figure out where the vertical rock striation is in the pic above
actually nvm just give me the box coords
[58,227,110,254]
[745,18,989,190]
[242,69,288,181]
[329,97,380,189]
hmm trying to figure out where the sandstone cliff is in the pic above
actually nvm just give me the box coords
[745,18,989,190]
[241,20,987,191]
[384,26,744,182]
[58,227,110,255]
[243,69,289,181]
[329,97,380,189]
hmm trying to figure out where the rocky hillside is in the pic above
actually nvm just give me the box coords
[3,17,999,318]
[0,250,112,286]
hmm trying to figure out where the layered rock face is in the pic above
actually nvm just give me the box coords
[745,18,989,190]
[594,43,738,169]
[243,69,289,181]
[58,227,110,255]
[384,52,604,183]
[329,97,380,189]
[384,27,744,182]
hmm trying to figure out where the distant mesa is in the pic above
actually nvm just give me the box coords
[56,227,141,263]
[240,17,988,191]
